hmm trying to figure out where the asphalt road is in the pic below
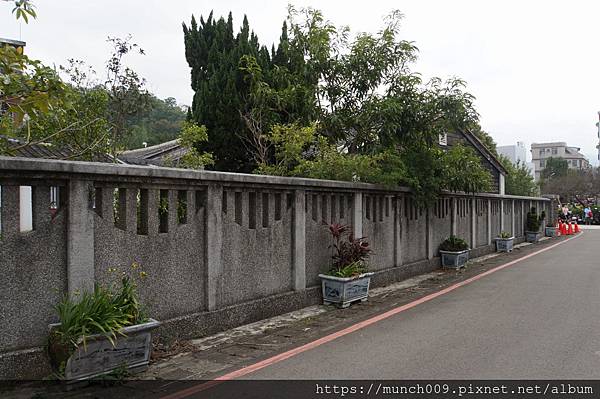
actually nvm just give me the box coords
[243,231,600,379]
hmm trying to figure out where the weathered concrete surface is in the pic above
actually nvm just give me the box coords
[476,199,489,247]
[67,179,95,295]
[402,197,427,264]
[0,186,67,353]
[219,190,293,307]
[304,192,354,286]
[428,198,452,261]
[362,195,395,271]
[94,188,207,320]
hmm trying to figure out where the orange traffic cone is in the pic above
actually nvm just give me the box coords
[575,222,580,233]
[560,222,567,235]
[567,222,573,235]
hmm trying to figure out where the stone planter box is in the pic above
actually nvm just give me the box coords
[495,237,514,252]
[545,226,557,237]
[439,249,469,269]
[319,273,374,308]
[526,231,542,243]
[48,318,160,381]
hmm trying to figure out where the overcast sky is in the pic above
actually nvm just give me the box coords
[2,0,599,164]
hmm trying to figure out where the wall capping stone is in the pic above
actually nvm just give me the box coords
[0,157,550,201]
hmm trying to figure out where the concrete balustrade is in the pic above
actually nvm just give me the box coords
[0,156,554,378]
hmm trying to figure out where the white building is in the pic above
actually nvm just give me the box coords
[497,142,535,177]
[497,142,528,164]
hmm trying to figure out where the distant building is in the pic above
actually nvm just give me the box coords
[530,142,590,181]
[498,142,527,165]
[497,142,534,177]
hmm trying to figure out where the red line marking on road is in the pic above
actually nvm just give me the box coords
[160,233,583,399]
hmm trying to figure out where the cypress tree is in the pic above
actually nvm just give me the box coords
[183,12,316,172]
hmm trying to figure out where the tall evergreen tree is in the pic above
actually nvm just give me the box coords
[183,12,315,172]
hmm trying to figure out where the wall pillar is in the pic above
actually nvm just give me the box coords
[511,200,515,236]
[205,183,223,311]
[471,198,476,249]
[394,196,402,266]
[353,192,363,239]
[500,199,505,232]
[125,188,137,234]
[450,197,457,236]
[521,201,525,234]
[292,190,306,291]
[67,179,95,296]
[487,199,492,245]
[0,185,19,238]
[426,207,434,259]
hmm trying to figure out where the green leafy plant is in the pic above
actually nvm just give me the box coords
[11,0,37,23]
[526,207,541,232]
[325,222,371,278]
[158,196,169,216]
[47,262,148,376]
[498,231,512,239]
[439,235,469,252]
[498,155,539,197]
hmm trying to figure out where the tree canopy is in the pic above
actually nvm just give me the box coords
[124,96,187,149]
[1,35,196,162]
[541,157,569,180]
[183,11,315,172]
[499,155,538,197]
[541,168,600,204]
[184,7,494,203]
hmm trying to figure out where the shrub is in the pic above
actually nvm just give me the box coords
[498,231,512,239]
[325,222,371,278]
[439,235,469,252]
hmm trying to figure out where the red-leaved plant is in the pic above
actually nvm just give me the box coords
[326,222,371,277]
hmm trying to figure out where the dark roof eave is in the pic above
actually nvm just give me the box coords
[458,128,508,175]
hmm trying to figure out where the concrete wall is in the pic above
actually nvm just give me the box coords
[0,157,552,378]
[475,199,489,247]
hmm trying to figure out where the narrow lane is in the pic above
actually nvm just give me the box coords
[242,231,600,379]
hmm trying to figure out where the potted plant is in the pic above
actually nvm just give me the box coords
[439,235,470,269]
[319,223,373,308]
[47,263,159,381]
[495,231,514,252]
[526,207,542,243]
[545,221,557,237]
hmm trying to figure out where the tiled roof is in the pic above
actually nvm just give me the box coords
[118,139,189,166]
[564,147,587,159]
[1,136,115,162]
